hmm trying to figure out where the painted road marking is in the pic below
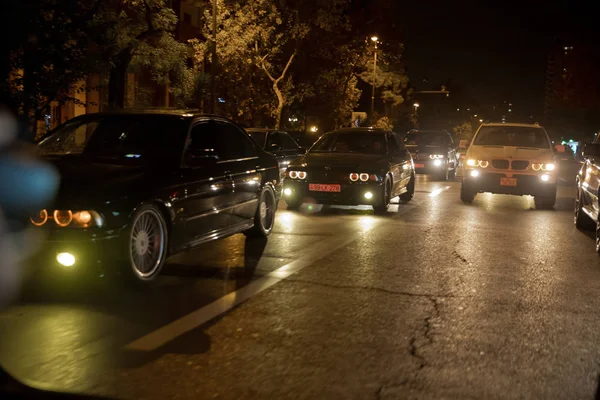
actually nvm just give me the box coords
[125,187,452,352]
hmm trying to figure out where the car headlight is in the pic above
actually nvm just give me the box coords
[350,173,379,182]
[287,170,307,179]
[359,173,369,182]
[31,210,104,228]
[532,163,556,172]
[466,159,488,168]
[349,173,359,182]
[429,154,444,159]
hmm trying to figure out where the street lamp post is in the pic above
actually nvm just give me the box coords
[370,36,378,125]
[412,103,420,127]
[211,0,217,114]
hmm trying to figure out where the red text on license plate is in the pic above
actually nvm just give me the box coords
[500,177,517,186]
[309,184,341,192]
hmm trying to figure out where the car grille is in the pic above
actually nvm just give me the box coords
[308,170,349,183]
[492,160,509,169]
[511,160,529,170]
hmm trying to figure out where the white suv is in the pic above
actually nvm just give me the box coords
[461,122,557,209]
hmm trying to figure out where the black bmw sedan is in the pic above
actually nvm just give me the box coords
[282,128,415,212]
[31,110,280,282]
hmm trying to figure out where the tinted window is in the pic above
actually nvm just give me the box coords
[403,131,449,147]
[188,121,257,161]
[387,133,401,154]
[39,115,186,160]
[279,133,299,150]
[474,126,550,148]
[311,132,387,155]
[266,132,281,149]
[248,131,267,148]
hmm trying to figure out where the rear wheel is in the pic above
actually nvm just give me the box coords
[575,185,594,230]
[460,183,476,203]
[534,186,556,210]
[374,178,392,213]
[126,205,168,283]
[245,185,276,237]
[399,174,415,203]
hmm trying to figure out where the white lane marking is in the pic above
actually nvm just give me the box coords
[125,190,435,352]
[125,233,370,351]
[429,185,452,197]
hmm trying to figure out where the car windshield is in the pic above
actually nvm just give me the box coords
[38,115,186,160]
[404,132,448,147]
[310,132,387,154]
[474,126,550,148]
[247,131,267,148]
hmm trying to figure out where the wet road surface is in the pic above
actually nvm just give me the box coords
[3,165,600,399]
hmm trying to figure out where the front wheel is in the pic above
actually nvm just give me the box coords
[374,178,392,213]
[399,174,415,203]
[126,204,169,282]
[460,184,476,203]
[245,185,277,237]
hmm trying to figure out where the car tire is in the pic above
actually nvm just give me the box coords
[400,174,415,203]
[374,178,392,213]
[575,185,594,230]
[596,219,600,255]
[460,184,476,203]
[125,204,169,283]
[244,185,277,237]
[534,187,556,210]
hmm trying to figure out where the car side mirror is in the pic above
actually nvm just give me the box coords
[269,143,282,153]
[185,148,219,167]
[459,139,470,148]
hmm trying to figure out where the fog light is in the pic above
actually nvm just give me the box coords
[470,170,480,178]
[433,159,443,167]
[283,188,292,196]
[56,252,75,267]
[541,174,550,182]
[364,192,373,199]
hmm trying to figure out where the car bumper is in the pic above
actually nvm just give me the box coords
[462,170,557,196]
[28,228,125,269]
[283,181,384,206]
[413,159,447,174]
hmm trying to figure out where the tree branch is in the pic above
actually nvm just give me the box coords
[275,51,296,85]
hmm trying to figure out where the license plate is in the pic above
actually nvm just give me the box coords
[500,177,517,186]
[414,163,425,168]
[309,184,341,192]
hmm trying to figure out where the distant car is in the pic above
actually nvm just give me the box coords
[575,140,600,251]
[31,111,280,282]
[402,129,457,180]
[461,122,557,208]
[283,128,415,213]
[247,128,306,181]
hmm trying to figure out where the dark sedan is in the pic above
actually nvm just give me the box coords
[31,111,280,282]
[282,128,415,213]
[246,128,306,182]
[403,129,457,180]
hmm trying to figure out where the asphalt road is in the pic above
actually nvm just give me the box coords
[2,164,600,399]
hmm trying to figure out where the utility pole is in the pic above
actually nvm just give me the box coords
[370,36,378,125]
[211,0,217,114]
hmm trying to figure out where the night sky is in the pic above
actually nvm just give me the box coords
[381,0,598,117]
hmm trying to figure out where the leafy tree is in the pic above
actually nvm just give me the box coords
[375,116,394,130]
[90,0,189,108]
[453,122,473,141]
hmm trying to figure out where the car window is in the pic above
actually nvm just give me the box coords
[403,131,449,147]
[279,133,299,150]
[266,132,281,149]
[387,133,400,154]
[188,121,257,161]
[474,126,550,148]
[311,132,387,155]
[248,131,267,148]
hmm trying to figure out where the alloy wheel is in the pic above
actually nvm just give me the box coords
[129,209,166,279]
[260,190,275,232]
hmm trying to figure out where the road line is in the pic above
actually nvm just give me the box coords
[429,185,452,197]
[125,191,436,352]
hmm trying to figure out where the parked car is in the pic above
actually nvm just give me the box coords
[402,129,457,180]
[461,122,557,208]
[575,141,600,251]
[31,111,280,282]
[283,128,415,213]
[247,128,306,181]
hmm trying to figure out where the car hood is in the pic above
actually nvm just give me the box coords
[467,145,555,161]
[45,157,148,209]
[291,153,388,171]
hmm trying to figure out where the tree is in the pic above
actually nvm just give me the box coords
[90,0,189,108]
[453,122,473,141]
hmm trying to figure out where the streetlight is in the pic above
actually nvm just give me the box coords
[370,36,378,124]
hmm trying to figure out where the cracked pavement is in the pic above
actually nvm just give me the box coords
[3,172,600,399]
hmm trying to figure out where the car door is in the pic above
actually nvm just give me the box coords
[179,120,235,243]
[582,141,600,212]
[387,133,410,195]
[266,132,286,181]
[212,120,263,226]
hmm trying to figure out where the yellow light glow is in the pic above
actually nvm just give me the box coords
[467,159,477,167]
[541,174,550,182]
[544,163,556,171]
[78,211,92,224]
[371,36,378,42]
[364,192,373,199]
[284,188,292,196]
[56,252,75,267]
[470,170,480,177]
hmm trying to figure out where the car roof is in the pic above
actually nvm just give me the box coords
[407,129,450,134]
[480,122,543,128]
[246,128,281,133]
[329,128,389,134]
[83,109,221,119]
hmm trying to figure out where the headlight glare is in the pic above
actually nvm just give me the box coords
[53,210,73,227]
[289,170,298,179]
[297,171,307,179]
[429,154,444,159]
[542,163,555,171]
[30,209,48,226]
[466,159,477,167]
[359,173,369,182]
[349,173,359,182]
